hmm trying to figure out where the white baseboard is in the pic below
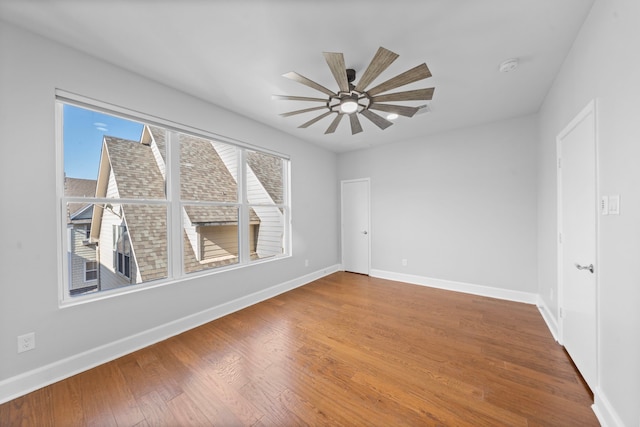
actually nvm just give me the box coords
[370,269,538,304]
[593,386,626,427]
[536,296,559,342]
[0,264,341,405]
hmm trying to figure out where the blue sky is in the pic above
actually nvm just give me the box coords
[64,104,143,180]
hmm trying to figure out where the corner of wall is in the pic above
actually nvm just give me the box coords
[536,295,559,342]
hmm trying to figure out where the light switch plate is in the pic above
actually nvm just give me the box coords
[601,196,609,215]
[609,195,620,215]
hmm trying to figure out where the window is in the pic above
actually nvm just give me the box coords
[180,133,240,272]
[114,224,131,279]
[85,261,98,282]
[247,150,287,260]
[58,95,290,302]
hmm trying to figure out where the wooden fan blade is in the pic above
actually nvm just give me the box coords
[369,103,419,117]
[325,113,344,134]
[354,47,399,92]
[283,71,335,96]
[349,113,363,135]
[299,111,333,128]
[370,88,434,103]
[323,52,350,93]
[360,109,393,130]
[280,106,327,117]
[272,95,327,102]
[366,63,432,97]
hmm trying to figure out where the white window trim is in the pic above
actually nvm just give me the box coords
[56,91,291,307]
[84,260,98,283]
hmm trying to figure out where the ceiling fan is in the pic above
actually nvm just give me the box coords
[274,46,435,135]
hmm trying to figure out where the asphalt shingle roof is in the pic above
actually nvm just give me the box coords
[65,177,97,223]
[102,129,256,281]
[103,137,168,282]
[180,133,237,204]
[124,204,168,282]
[106,137,166,199]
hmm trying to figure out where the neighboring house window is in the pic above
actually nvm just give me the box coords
[115,225,131,279]
[85,261,98,282]
[58,94,290,303]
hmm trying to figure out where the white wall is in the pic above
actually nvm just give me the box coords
[537,0,640,425]
[338,115,538,295]
[0,20,339,399]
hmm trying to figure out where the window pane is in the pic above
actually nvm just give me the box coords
[247,151,284,205]
[67,202,99,295]
[183,205,239,273]
[85,261,98,282]
[63,105,167,199]
[249,205,285,261]
[67,203,168,295]
[180,134,238,202]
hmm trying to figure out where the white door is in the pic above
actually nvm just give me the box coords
[342,179,370,275]
[558,100,597,391]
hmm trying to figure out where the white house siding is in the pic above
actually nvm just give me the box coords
[247,167,284,258]
[150,139,166,179]
[107,168,119,199]
[211,141,238,183]
[214,141,284,259]
[97,170,134,290]
[200,224,239,260]
[183,207,200,260]
[97,207,133,290]
[69,224,97,291]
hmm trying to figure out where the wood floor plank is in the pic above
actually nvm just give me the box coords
[135,390,180,426]
[165,392,211,426]
[0,272,599,426]
[72,367,119,427]
[49,373,85,426]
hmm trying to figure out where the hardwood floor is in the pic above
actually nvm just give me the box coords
[1,272,599,426]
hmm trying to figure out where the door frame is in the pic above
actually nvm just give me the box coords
[556,98,600,389]
[341,178,371,274]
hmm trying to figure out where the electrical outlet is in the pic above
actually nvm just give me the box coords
[401,259,408,267]
[304,259,309,267]
[550,288,554,302]
[18,332,35,353]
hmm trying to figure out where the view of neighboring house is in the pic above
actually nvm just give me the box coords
[65,177,98,295]
[87,125,284,291]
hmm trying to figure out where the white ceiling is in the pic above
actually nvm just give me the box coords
[0,0,595,152]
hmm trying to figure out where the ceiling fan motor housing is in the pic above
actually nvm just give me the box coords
[346,68,356,89]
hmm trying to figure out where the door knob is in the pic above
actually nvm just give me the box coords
[575,263,594,274]
[362,231,368,235]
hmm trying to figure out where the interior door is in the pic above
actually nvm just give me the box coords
[342,179,370,275]
[558,101,597,391]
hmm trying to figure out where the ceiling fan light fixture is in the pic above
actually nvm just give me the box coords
[339,95,359,114]
[386,113,399,120]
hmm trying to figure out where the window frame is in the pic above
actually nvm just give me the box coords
[115,225,131,279]
[56,91,291,307]
[84,260,98,283]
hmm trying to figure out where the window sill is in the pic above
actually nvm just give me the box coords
[59,253,291,308]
